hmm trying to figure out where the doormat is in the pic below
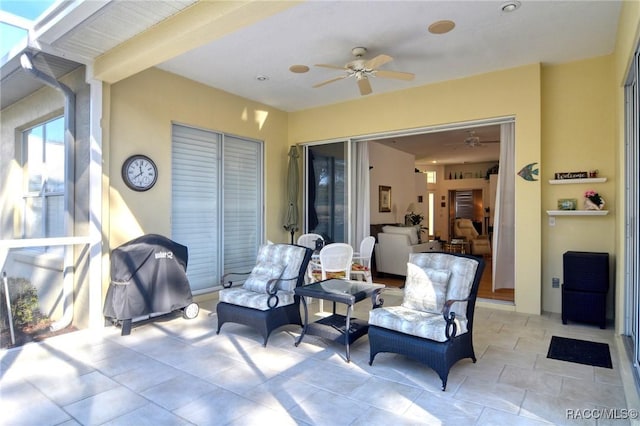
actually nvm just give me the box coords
[547,336,612,369]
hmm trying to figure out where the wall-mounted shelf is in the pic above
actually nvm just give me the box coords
[548,177,607,184]
[546,210,609,216]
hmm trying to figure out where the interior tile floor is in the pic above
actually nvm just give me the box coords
[2,288,639,426]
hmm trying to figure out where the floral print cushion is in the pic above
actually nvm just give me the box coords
[408,252,479,316]
[219,287,294,311]
[310,269,347,281]
[243,261,285,293]
[255,244,308,292]
[368,305,468,342]
[368,253,479,342]
[401,263,451,314]
[310,262,369,281]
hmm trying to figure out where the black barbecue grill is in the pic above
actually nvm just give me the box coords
[103,234,199,335]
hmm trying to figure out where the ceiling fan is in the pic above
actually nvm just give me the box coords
[459,131,500,148]
[313,47,414,96]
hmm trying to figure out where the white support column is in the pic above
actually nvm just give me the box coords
[88,76,104,329]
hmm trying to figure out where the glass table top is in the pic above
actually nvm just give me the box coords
[296,279,384,303]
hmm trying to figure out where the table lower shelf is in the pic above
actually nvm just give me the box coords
[305,314,369,345]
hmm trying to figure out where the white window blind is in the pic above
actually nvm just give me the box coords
[172,125,220,292]
[223,136,262,273]
[171,124,263,293]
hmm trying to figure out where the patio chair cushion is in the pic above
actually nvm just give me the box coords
[408,252,479,316]
[368,305,468,342]
[255,244,309,292]
[219,287,294,311]
[243,261,285,293]
[402,263,451,314]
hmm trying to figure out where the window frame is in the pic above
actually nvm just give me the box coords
[20,115,66,242]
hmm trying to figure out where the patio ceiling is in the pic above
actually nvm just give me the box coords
[1,0,622,164]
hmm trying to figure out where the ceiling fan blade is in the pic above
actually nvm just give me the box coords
[313,75,348,88]
[374,69,415,81]
[357,77,372,95]
[315,63,348,70]
[364,54,393,70]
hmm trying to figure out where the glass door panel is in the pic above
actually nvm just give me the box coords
[306,142,347,243]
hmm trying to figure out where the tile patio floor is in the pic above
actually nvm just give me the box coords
[1,288,638,425]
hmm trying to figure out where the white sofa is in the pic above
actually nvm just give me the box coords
[374,225,441,276]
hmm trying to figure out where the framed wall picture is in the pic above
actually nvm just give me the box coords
[379,185,391,212]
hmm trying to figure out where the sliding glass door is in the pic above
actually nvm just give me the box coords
[624,43,640,383]
[304,142,348,243]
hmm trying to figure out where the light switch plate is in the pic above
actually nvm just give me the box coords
[549,216,556,227]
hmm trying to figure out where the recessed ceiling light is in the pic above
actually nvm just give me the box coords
[255,75,269,81]
[428,20,455,35]
[289,65,310,73]
[501,1,521,12]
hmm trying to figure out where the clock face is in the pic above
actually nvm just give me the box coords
[122,155,158,191]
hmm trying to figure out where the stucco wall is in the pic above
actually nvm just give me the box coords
[541,55,616,318]
[107,67,290,249]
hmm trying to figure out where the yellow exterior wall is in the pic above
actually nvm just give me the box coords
[289,64,543,315]
[108,67,290,249]
[540,56,616,316]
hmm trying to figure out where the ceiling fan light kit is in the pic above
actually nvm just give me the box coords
[428,20,455,35]
[289,64,309,73]
[312,46,415,96]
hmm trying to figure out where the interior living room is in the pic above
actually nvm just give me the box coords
[365,124,510,302]
[1,1,639,424]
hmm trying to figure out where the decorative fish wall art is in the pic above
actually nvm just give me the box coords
[518,162,539,181]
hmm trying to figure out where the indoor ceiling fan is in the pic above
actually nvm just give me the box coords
[459,131,500,148]
[313,47,415,96]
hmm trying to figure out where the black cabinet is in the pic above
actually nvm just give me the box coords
[562,251,609,329]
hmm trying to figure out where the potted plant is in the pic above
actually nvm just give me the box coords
[405,212,428,243]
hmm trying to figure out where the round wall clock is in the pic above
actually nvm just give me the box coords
[122,154,158,191]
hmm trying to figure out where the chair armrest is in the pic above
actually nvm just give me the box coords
[442,297,471,339]
[266,275,297,308]
[221,271,251,288]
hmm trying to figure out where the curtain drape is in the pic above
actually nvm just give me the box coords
[493,122,515,290]
[354,141,370,247]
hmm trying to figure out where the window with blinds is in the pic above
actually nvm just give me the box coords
[171,124,263,293]
[454,190,474,219]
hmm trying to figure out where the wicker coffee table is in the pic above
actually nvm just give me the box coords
[294,279,384,362]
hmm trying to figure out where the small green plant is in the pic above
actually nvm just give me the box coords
[0,277,47,330]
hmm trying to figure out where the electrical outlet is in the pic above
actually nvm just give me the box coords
[552,277,560,288]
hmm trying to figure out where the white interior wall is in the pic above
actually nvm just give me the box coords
[368,142,415,225]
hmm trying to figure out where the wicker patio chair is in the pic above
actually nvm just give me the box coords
[368,252,485,390]
[216,243,313,346]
